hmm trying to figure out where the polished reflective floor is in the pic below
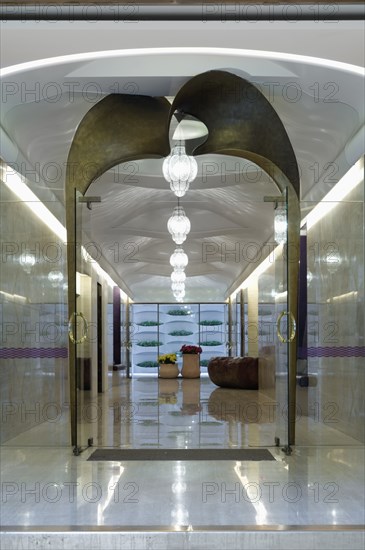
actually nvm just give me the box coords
[4,374,362,449]
[1,375,364,533]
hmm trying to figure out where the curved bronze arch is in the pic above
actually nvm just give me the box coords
[66,70,300,450]
[171,70,300,198]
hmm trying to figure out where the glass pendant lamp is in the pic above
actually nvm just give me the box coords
[162,143,198,197]
[167,206,191,245]
[170,247,188,270]
[171,270,186,284]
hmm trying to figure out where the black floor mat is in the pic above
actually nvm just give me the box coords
[87,448,275,461]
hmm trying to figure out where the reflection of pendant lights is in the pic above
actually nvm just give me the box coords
[274,204,287,244]
[48,270,64,287]
[170,248,188,270]
[326,251,340,274]
[171,270,186,284]
[167,206,191,245]
[162,143,198,197]
[19,253,36,273]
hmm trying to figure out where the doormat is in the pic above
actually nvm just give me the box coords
[87,448,275,461]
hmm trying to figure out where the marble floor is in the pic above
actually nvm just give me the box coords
[1,376,364,549]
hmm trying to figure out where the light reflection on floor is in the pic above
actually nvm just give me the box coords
[1,376,364,531]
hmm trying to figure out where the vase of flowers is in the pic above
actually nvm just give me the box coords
[180,345,202,378]
[158,353,179,378]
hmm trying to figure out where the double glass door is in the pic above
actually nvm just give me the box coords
[69,190,294,453]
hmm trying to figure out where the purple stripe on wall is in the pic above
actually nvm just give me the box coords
[113,286,121,365]
[0,348,68,359]
[308,346,365,358]
[298,234,308,360]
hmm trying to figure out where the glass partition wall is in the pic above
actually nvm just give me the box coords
[131,303,228,376]
[0,167,69,447]
[295,174,365,447]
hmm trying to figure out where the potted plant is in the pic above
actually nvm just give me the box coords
[158,352,179,378]
[180,344,202,379]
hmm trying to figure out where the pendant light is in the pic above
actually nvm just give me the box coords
[170,247,188,270]
[171,281,185,293]
[162,143,198,198]
[167,205,191,245]
[171,270,186,284]
[173,287,185,300]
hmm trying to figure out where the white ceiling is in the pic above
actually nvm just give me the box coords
[0,21,364,302]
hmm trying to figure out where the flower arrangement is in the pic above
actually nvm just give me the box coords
[180,344,202,354]
[158,353,177,364]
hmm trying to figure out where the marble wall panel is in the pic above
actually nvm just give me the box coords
[305,184,364,443]
[256,174,364,444]
[0,184,69,445]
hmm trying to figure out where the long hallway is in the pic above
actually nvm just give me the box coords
[0,5,364,548]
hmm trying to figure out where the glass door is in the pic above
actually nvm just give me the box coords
[273,234,290,451]
[273,190,297,453]
[68,189,94,454]
[0,163,69,447]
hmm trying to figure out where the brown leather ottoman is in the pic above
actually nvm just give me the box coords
[208,356,258,390]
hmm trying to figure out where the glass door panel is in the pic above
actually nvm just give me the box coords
[297,179,364,446]
[0,166,69,447]
[70,189,94,452]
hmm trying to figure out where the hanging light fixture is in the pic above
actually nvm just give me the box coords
[170,247,188,270]
[173,287,185,300]
[171,270,186,284]
[171,281,185,293]
[162,143,198,197]
[274,204,287,244]
[167,205,191,245]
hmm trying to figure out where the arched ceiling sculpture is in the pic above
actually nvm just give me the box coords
[67,70,300,198]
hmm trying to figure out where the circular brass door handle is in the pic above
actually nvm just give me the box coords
[277,311,296,343]
[68,312,88,344]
